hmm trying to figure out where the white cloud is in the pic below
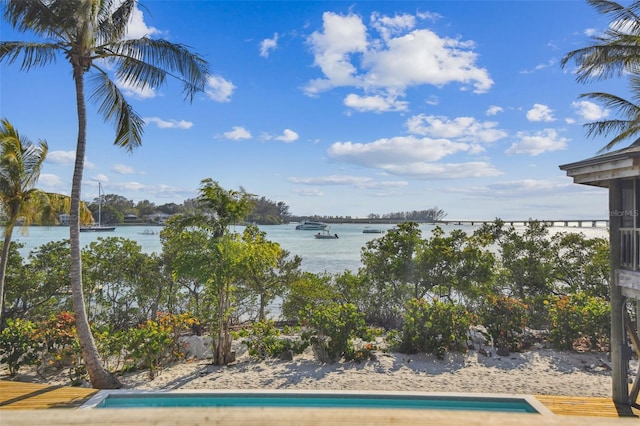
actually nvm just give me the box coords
[89,174,109,184]
[405,114,507,143]
[116,77,156,99]
[224,126,252,140]
[46,150,77,165]
[571,100,609,121]
[124,4,161,39]
[293,188,325,197]
[328,135,469,166]
[275,129,299,143]
[526,103,555,122]
[205,75,236,102]
[343,93,408,112]
[304,11,493,107]
[288,175,407,189]
[47,150,95,169]
[112,164,137,174]
[486,105,503,116]
[505,129,568,156]
[381,161,502,179]
[37,173,64,189]
[144,117,193,129]
[260,33,279,57]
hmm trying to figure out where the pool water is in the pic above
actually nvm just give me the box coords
[94,392,540,413]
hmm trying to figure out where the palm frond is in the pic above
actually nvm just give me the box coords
[111,38,210,101]
[88,69,145,151]
[0,42,61,70]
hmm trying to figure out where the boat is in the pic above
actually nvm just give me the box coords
[295,220,329,230]
[363,227,383,234]
[314,230,339,239]
[80,183,116,232]
[139,229,157,235]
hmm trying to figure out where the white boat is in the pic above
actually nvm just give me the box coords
[314,230,339,239]
[363,227,383,234]
[80,182,116,232]
[295,220,328,230]
[139,229,157,235]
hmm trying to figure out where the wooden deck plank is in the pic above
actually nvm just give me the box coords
[0,380,97,409]
[534,395,640,417]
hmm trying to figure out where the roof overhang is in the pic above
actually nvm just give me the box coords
[559,144,640,188]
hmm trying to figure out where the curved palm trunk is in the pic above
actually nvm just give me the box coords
[70,65,120,389]
[0,222,16,322]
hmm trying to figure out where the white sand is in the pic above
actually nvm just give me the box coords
[116,344,633,397]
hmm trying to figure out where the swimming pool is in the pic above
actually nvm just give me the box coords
[81,390,550,414]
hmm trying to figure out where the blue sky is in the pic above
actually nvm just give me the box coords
[0,1,630,220]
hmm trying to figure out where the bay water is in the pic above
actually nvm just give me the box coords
[10,223,609,275]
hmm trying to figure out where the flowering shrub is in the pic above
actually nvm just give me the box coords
[548,293,610,351]
[479,295,528,352]
[397,298,471,359]
[124,312,198,378]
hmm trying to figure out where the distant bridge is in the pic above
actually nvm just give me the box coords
[320,218,610,228]
[436,219,609,228]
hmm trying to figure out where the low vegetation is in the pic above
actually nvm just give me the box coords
[0,181,623,383]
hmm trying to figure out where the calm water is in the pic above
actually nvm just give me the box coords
[9,223,609,275]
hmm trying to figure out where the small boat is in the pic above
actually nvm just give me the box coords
[363,227,383,234]
[295,220,329,230]
[139,229,157,235]
[314,231,339,239]
[80,183,116,232]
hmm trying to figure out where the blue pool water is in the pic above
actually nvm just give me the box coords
[95,392,540,413]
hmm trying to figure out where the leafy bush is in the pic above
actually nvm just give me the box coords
[548,293,610,351]
[478,295,528,352]
[301,302,369,363]
[124,312,197,378]
[0,318,41,376]
[397,298,471,359]
[234,320,309,359]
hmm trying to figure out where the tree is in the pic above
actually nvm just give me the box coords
[1,0,209,388]
[168,179,252,365]
[0,119,86,321]
[561,0,640,151]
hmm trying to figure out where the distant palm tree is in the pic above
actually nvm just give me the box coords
[562,0,640,151]
[1,0,209,388]
[0,119,85,320]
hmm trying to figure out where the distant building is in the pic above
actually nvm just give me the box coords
[58,214,70,225]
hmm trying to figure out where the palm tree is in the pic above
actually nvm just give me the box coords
[1,0,209,388]
[561,0,640,151]
[0,119,93,320]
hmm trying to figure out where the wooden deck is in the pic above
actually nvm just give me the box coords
[0,380,638,425]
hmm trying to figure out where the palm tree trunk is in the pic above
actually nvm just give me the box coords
[70,64,120,389]
[0,223,15,322]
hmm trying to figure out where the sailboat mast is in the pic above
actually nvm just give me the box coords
[98,182,102,226]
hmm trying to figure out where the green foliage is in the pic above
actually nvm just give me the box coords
[479,295,528,352]
[36,311,86,384]
[397,298,471,359]
[124,312,197,379]
[0,317,40,376]
[548,293,611,351]
[281,272,339,321]
[302,303,369,363]
[234,319,309,359]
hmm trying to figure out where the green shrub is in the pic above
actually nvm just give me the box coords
[478,295,528,352]
[234,319,309,359]
[0,318,41,376]
[398,298,471,359]
[301,303,368,363]
[548,293,610,351]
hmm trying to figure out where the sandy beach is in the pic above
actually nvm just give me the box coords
[3,337,637,399]
[118,347,626,398]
